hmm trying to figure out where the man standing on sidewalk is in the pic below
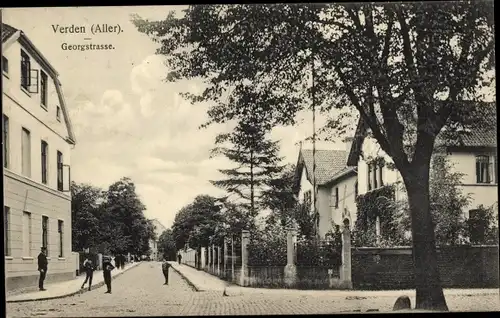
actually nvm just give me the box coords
[37,247,48,291]
[102,256,115,294]
[162,259,171,285]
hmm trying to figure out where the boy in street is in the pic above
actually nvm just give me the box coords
[162,258,171,285]
[102,256,115,294]
[37,247,48,291]
[81,256,95,291]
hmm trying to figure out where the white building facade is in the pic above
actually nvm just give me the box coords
[3,23,76,291]
[149,218,167,261]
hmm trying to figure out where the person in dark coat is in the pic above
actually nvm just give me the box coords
[102,256,115,294]
[37,247,48,291]
[162,258,171,285]
[177,253,182,264]
[81,256,95,291]
[121,254,125,269]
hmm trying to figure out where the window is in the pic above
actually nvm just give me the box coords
[40,71,48,107]
[56,106,61,121]
[373,164,378,189]
[334,187,339,208]
[378,162,384,186]
[58,220,64,257]
[57,151,63,191]
[42,216,49,256]
[476,155,491,183]
[21,50,31,90]
[4,206,10,256]
[303,190,312,211]
[23,211,32,256]
[3,115,8,168]
[21,128,31,177]
[2,56,8,74]
[41,141,48,184]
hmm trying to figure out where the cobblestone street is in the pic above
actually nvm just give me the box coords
[7,262,500,317]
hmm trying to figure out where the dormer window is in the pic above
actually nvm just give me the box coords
[20,49,38,94]
[21,50,31,90]
[56,106,61,121]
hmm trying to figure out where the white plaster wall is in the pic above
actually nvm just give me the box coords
[330,174,358,228]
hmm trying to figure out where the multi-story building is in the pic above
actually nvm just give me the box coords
[346,112,498,238]
[149,218,167,261]
[294,146,357,238]
[3,23,77,291]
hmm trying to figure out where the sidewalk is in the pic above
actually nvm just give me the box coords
[169,262,500,298]
[168,261,228,292]
[7,261,142,303]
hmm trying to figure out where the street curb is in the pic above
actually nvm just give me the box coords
[169,264,201,292]
[6,262,143,303]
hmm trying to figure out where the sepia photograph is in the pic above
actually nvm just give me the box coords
[2,2,498,316]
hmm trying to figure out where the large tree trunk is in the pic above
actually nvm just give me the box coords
[403,161,449,311]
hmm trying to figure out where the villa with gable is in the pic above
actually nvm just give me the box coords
[294,145,357,238]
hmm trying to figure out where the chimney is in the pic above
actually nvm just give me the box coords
[343,136,354,153]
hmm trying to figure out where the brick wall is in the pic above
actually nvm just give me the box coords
[352,246,499,290]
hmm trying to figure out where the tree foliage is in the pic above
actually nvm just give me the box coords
[158,229,177,261]
[210,118,284,217]
[171,195,224,249]
[132,2,494,310]
[71,182,103,251]
[261,164,298,227]
[71,178,155,256]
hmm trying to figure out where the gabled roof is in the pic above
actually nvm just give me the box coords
[347,102,497,165]
[295,148,355,191]
[2,23,76,145]
[1,23,17,43]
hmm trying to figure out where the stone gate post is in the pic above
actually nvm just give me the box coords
[284,227,298,287]
[240,230,250,286]
[340,221,353,288]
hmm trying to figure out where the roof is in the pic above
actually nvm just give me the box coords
[2,23,76,145]
[1,23,18,43]
[295,149,354,188]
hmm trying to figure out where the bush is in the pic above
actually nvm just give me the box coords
[466,204,499,245]
[296,226,342,267]
[247,224,287,266]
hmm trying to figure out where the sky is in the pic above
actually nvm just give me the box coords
[3,6,347,229]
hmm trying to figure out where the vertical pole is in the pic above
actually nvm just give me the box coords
[311,38,318,238]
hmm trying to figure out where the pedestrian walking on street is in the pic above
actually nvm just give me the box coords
[121,255,125,269]
[162,259,171,285]
[177,253,182,264]
[81,256,95,291]
[102,256,115,294]
[37,247,48,291]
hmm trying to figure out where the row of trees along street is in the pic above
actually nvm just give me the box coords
[71,177,156,257]
[133,2,495,310]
